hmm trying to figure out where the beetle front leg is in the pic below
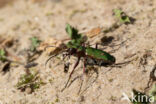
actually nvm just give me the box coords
[61,56,81,92]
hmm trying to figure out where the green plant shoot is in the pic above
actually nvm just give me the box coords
[66,24,85,46]
[16,70,44,92]
[113,9,131,24]
[30,37,41,51]
[0,49,6,62]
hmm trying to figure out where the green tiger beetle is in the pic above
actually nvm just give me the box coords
[46,24,116,91]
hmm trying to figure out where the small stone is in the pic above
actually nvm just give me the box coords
[25,87,32,94]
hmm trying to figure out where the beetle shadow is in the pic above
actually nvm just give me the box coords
[124,16,136,25]
[100,36,114,46]
[100,37,130,54]
[79,66,99,95]
[103,23,121,34]
[67,75,81,87]
[66,66,99,94]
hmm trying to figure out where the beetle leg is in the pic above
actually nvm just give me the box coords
[83,57,86,73]
[95,43,98,49]
[61,56,81,91]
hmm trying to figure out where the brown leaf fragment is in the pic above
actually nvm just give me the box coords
[38,37,65,55]
[85,27,101,38]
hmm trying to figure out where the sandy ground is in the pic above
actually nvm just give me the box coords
[0,0,156,104]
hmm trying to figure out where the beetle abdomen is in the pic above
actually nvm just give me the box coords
[86,47,115,64]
